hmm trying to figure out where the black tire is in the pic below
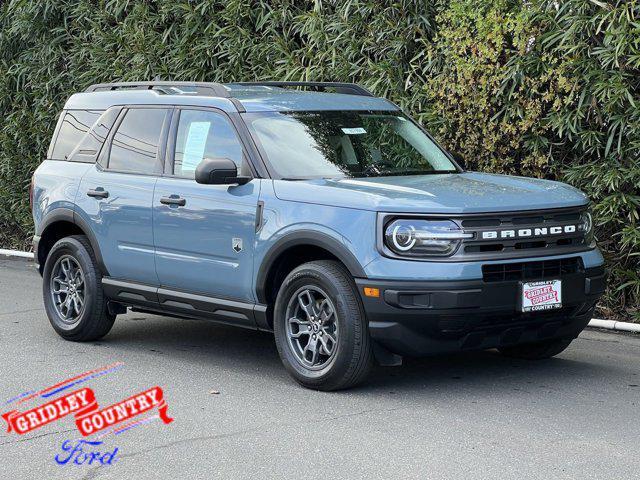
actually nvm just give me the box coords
[42,235,115,341]
[273,260,373,391]
[498,337,574,360]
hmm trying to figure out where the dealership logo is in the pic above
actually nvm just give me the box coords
[3,386,172,438]
[481,224,577,240]
[2,363,173,467]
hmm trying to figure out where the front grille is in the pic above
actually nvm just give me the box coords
[482,257,584,282]
[377,207,591,262]
[459,207,588,260]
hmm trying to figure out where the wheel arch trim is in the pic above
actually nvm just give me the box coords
[255,230,366,304]
[36,207,109,275]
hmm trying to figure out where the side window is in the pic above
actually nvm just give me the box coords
[50,110,104,160]
[108,108,167,174]
[173,110,244,178]
[68,107,120,163]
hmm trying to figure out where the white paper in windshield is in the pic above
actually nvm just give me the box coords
[341,127,367,135]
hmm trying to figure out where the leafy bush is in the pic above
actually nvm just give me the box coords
[0,0,637,320]
[422,0,639,320]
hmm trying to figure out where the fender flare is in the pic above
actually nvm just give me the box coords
[37,208,109,275]
[36,207,74,236]
[255,230,367,304]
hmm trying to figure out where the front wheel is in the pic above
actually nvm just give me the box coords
[273,260,373,391]
[42,235,115,341]
[498,337,574,360]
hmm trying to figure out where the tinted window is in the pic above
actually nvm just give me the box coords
[68,108,120,163]
[173,110,243,178]
[108,109,167,174]
[51,110,103,160]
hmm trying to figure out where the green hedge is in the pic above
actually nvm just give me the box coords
[0,0,638,320]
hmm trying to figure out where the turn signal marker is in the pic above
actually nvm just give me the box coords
[363,287,380,298]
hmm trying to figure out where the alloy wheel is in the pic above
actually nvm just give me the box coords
[285,286,339,369]
[50,255,86,324]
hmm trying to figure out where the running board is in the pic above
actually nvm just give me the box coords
[102,277,267,330]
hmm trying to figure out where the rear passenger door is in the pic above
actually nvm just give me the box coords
[75,107,170,287]
[153,107,260,305]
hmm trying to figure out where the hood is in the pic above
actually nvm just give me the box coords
[273,172,589,214]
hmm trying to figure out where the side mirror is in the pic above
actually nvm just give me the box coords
[195,158,251,185]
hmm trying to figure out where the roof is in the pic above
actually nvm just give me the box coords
[64,82,399,113]
[226,85,397,112]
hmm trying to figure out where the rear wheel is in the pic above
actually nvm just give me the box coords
[42,235,115,341]
[498,337,574,360]
[273,260,373,391]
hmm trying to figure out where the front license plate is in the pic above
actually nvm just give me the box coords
[520,280,562,312]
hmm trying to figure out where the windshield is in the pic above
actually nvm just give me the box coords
[243,111,458,179]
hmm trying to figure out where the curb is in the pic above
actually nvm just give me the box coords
[588,318,640,334]
[0,249,34,260]
[0,248,638,334]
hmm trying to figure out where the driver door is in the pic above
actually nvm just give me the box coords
[152,107,260,306]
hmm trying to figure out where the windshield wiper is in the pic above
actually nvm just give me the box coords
[357,169,458,177]
[415,170,459,175]
[281,176,342,181]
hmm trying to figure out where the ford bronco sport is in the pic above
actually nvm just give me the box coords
[31,81,606,390]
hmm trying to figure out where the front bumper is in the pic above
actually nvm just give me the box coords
[356,266,606,357]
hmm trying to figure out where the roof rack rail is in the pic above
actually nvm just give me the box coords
[85,81,230,98]
[234,81,374,97]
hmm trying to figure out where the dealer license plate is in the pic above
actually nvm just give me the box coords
[520,280,562,312]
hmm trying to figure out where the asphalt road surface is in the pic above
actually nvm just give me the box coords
[1,257,638,480]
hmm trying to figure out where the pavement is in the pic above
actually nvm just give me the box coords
[0,257,638,480]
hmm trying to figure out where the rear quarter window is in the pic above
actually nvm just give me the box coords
[49,110,104,161]
[68,108,121,164]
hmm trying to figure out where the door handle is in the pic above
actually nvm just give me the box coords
[87,188,109,199]
[160,196,186,206]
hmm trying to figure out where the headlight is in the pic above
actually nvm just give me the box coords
[578,210,593,244]
[384,219,472,257]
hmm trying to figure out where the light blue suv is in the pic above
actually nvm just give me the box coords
[32,81,606,390]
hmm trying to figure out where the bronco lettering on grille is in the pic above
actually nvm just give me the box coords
[481,225,577,240]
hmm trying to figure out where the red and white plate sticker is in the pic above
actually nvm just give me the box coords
[521,280,562,312]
